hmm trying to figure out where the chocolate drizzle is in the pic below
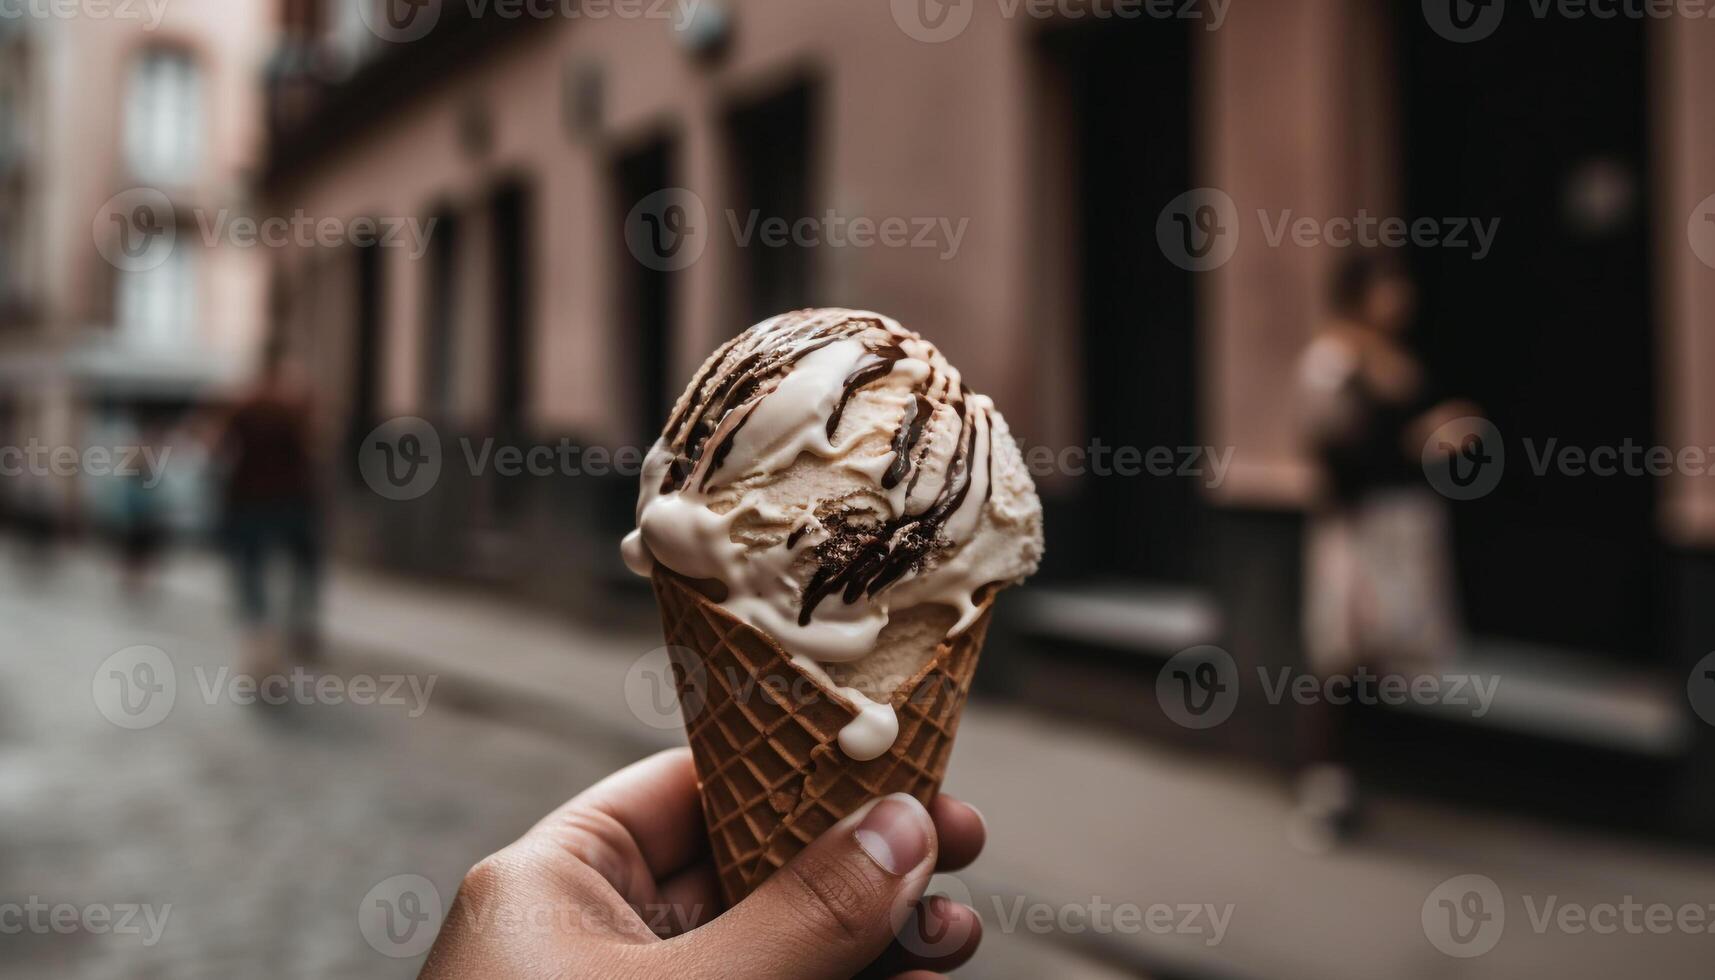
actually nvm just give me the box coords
[650,309,994,628]
[826,344,906,442]
[659,312,877,493]
[798,394,989,625]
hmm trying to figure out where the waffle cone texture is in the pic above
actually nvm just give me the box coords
[651,571,993,907]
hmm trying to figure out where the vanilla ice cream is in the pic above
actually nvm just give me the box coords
[623,308,1043,759]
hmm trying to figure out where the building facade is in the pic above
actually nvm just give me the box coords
[261,0,1715,833]
[0,2,273,533]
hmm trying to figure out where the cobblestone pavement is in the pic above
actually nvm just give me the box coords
[0,552,638,979]
[0,543,1130,980]
[13,541,1715,980]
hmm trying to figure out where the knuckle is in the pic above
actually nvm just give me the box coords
[551,808,638,893]
[782,851,886,944]
[455,849,523,910]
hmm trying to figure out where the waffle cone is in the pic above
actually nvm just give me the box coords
[650,571,993,907]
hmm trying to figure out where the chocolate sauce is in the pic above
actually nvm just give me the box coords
[652,309,992,628]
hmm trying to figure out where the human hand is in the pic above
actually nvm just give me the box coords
[420,748,986,979]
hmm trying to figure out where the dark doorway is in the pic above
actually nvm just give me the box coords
[489,180,532,439]
[1399,11,1657,662]
[612,138,677,441]
[345,238,384,483]
[422,207,460,420]
[1042,18,1199,584]
[724,79,818,325]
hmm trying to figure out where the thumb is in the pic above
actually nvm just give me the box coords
[656,793,938,980]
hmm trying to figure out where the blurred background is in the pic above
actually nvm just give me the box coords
[5,0,1715,976]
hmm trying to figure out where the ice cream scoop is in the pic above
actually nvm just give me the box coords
[623,308,1043,759]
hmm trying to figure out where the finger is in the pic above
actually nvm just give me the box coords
[866,896,983,977]
[651,793,939,980]
[533,748,707,884]
[929,794,986,872]
[654,860,722,935]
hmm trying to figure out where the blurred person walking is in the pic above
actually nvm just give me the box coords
[1292,254,1477,847]
[117,417,170,599]
[207,342,325,678]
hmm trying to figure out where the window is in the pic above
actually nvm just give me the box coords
[329,0,379,69]
[116,246,195,348]
[124,48,202,184]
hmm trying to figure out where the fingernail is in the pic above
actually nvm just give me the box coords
[853,793,932,876]
[962,799,988,837]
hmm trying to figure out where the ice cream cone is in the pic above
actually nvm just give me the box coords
[651,571,994,907]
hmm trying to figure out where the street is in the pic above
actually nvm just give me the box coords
[0,546,645,979]
[0,541,1126,979]
[6,539,1715,979]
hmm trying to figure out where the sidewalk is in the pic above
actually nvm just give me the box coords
[161,552,1715,980]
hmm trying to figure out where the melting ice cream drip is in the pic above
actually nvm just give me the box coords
[625,309,1030,760]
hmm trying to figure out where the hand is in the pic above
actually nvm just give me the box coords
[420,748,986,979]
[1409,399,1485,459]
